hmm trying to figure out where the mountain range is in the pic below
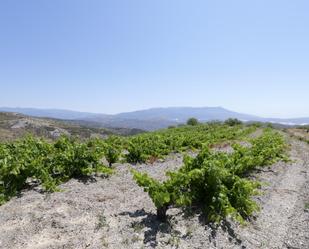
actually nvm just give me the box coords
[0,107,308,130]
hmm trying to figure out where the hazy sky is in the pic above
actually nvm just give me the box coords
[0,0,308,118]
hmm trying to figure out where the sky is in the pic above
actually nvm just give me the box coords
[0,0,308,118]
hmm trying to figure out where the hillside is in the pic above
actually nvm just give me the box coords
[0,112,143,141]
[1,107,309,131]
[0,107,106,120]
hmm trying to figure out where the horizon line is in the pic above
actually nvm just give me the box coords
[0,105,309,120]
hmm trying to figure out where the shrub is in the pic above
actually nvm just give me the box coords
[103,136,122,167]
[0,135,112,204]
[187,118,199,126]
[126,138,148,164]
[224,118,243,126]
[104,145,120,167]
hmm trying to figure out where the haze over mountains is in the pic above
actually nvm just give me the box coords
[0,107,308,130]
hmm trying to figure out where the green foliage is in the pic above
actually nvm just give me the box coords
[125,123,256,164]
[0,122,258,206]
[126,137,150,164]
[266,123,274,128]
[103,136,122,166]
[0,135,112,204]
[132,170,171,208]
[132,169,172,221]
[104,145,120,167]
[224,118,243,126]
[0,136,56,203]
[187,118,199,126]
[247,122,263,128]
[132,130,288,223]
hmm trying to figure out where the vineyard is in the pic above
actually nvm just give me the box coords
[0,122,288,223]
[0,136,113,205]
[2,122,308,249]
[132,129,288,223]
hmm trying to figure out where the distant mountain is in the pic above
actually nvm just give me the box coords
[115,107,260,122]
[0,107,110,120]
[1,106,308,131]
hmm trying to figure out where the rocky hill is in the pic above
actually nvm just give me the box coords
[0,112,144,141]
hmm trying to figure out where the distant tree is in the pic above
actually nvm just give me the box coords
[224,118,243,126]
[187,117,199,126]
[207,120,222,126]
[248,122,262,128]
[266,122,274,128]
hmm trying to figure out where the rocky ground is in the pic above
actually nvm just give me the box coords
[0,134,308,249]
[0,112,143,141]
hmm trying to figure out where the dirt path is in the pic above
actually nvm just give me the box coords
[0,136,308,249]
[240,137,309,249]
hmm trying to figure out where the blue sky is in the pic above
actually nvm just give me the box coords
[0,0,308,118]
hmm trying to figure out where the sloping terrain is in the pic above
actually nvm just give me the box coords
[2,107,309,130]
[0,112,143,141]
[0,132,307,249]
